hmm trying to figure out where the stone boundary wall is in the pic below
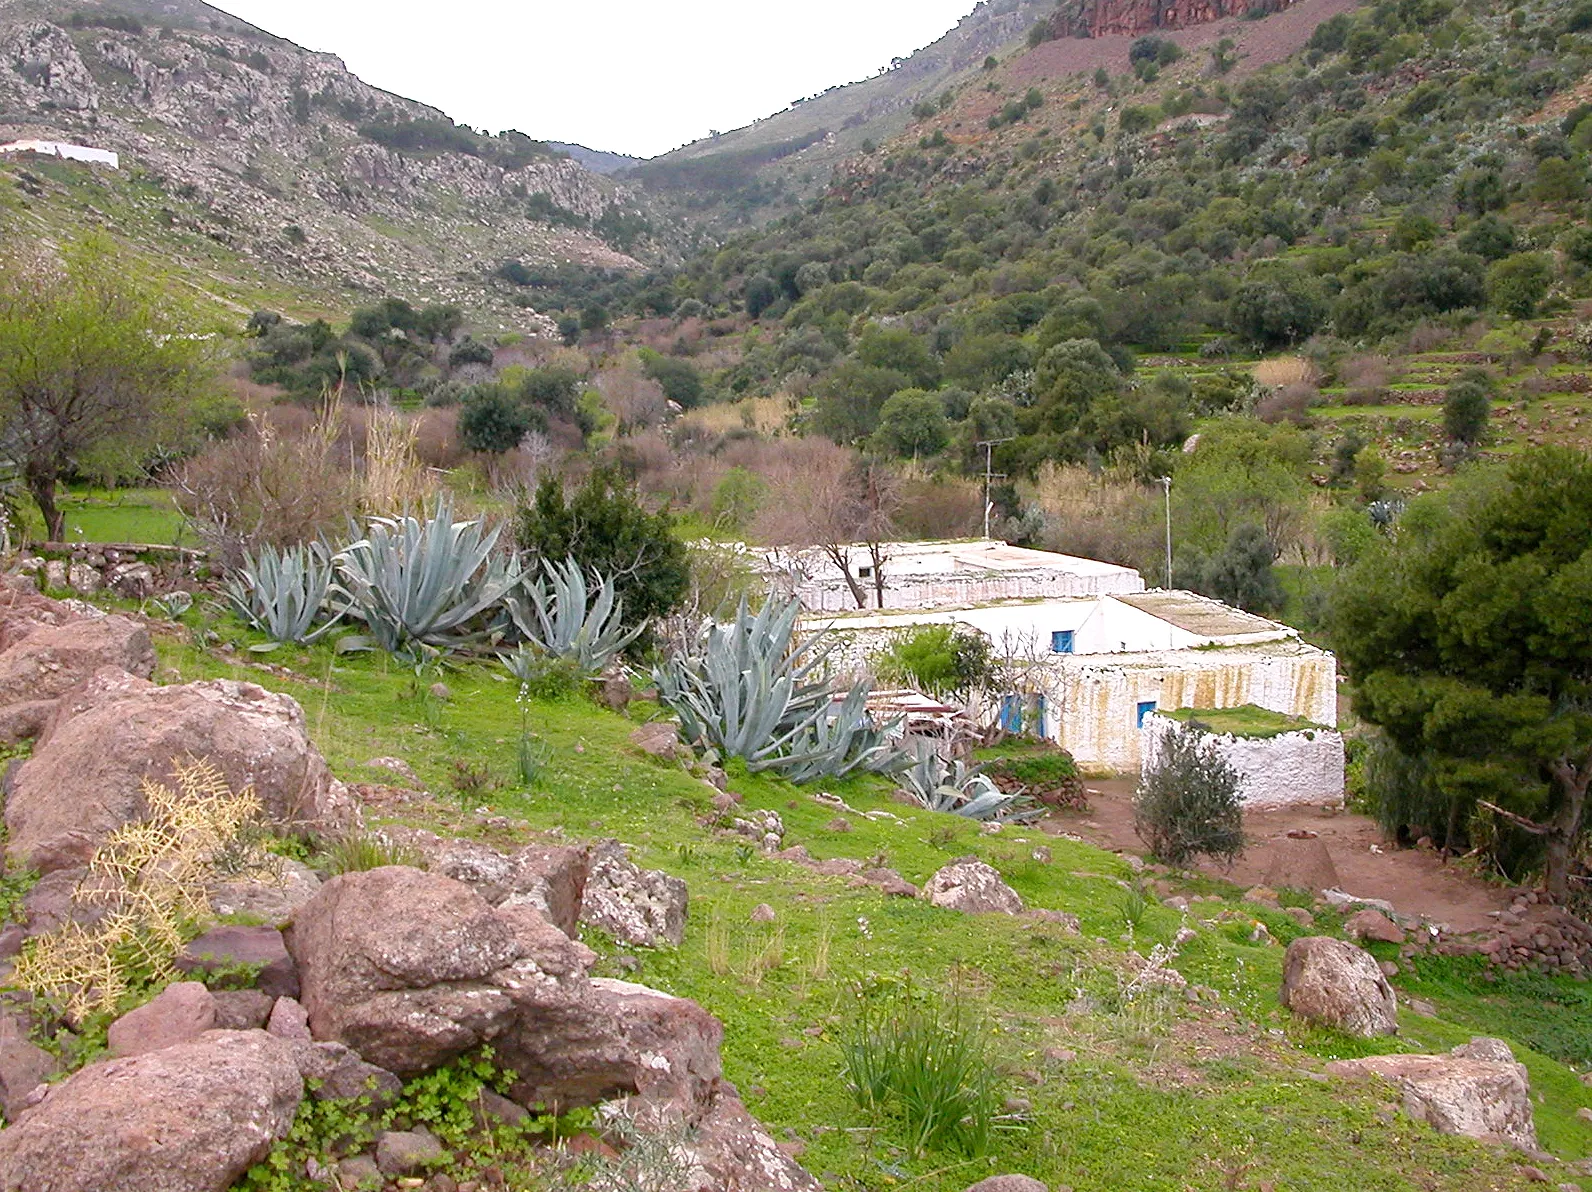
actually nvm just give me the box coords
[1141,713,1344,807]
[16,542,207,599]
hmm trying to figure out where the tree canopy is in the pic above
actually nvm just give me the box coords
[0,236,217,539]
[1332,447,1592,896]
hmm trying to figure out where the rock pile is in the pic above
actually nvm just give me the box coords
[17,543,202,601]
[0,860,817,1192]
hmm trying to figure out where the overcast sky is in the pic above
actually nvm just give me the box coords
[211,1,981,159]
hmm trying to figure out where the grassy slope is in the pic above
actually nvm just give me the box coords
[140,612,1592,1192]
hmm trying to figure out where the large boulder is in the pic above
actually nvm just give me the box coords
[283,866,532,1075]
[921,859,1024,915]
[1279,936,1398,1037]
[0,1029,303,1192]
[0,615,152,711]
[495,977,724,1114]
[1259,832,1340,893]
[1326,1038,1536,1149]
[579,840,688,947]
[5,671,358,874]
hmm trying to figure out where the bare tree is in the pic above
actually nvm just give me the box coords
[755,439,882,608]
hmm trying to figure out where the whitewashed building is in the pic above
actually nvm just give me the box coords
[0,140,119,168]
[799,542,1338,774]
[768,538,1144,611]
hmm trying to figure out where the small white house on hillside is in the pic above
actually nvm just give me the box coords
[0,140,119,168]
[796,542,1338,773]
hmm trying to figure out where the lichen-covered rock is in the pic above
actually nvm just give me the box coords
[394,830,590,937]
[208,859,323,928]
[0,1029,302,1192]
[0,1009,56,1123]
[176,925,299,999]
[1280,936,1398,1037]
[579,840,688,947]
[283,866,530,1075]
[920,859,1024,914]
[496,977,724,1115]
[293,1041,403,1110]
[5,671,358,874]
[1326,1038,1537,1149]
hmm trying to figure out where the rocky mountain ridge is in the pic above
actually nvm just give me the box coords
[0,3,671,328]
[1050,0,1297,38]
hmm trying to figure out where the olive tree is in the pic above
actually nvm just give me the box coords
[0,236,214,539]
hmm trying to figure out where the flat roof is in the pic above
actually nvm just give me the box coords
[1115,591,1287,638]
[861,539,1140,579]
[808,596,1098,631]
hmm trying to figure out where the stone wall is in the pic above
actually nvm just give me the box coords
[16,542,206,600]
[1141,713,1344,806]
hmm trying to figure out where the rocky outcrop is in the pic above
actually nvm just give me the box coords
[1327,1038,1537,1149]
[284,865,818,1191]
[921,858,1024,914]
[1051,0,1294,38]
[4,669,358,874]
[0,1029,304,1192]
[0,15,668,330]
[579,839,689,947]
[1279,936,1398,1037]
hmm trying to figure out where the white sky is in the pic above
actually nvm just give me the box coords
[211,1,982,159]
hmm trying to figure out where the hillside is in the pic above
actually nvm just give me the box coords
[0,0,676,328]
[624,0,1058,233]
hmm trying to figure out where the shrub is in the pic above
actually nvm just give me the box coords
[1133,721,1245,866]
[13,759,271,1021]
[458,385,533,455]
[1444,378,1492,444]
[873,624,994,700]
[171,419,357,570]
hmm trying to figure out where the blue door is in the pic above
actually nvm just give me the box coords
[1136,700,1158,729]
[999,694,1023,733]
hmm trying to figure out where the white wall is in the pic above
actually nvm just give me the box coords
[0,140,119,168]
[1032,644,1339,772]
[1141,713,1345,806]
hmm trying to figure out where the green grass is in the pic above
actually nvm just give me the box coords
[38,486,189,546]
[1162,703,1327,740]
[137,616,1592,1191]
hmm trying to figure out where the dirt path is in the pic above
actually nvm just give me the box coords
[1042,779,1512,933]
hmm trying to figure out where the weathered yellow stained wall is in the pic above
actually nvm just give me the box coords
[1050,649,1338,773]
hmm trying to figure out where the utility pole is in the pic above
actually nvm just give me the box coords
[978,437,1015,540]
[1160,475,1173,589]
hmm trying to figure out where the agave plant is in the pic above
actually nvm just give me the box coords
[331,498,520,654]
[773,683,910,783]
[654,596,907,781]
[224,542,340,647]
[653,597,829,762]
[900,747,1040,823]
[503,557,643,675]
